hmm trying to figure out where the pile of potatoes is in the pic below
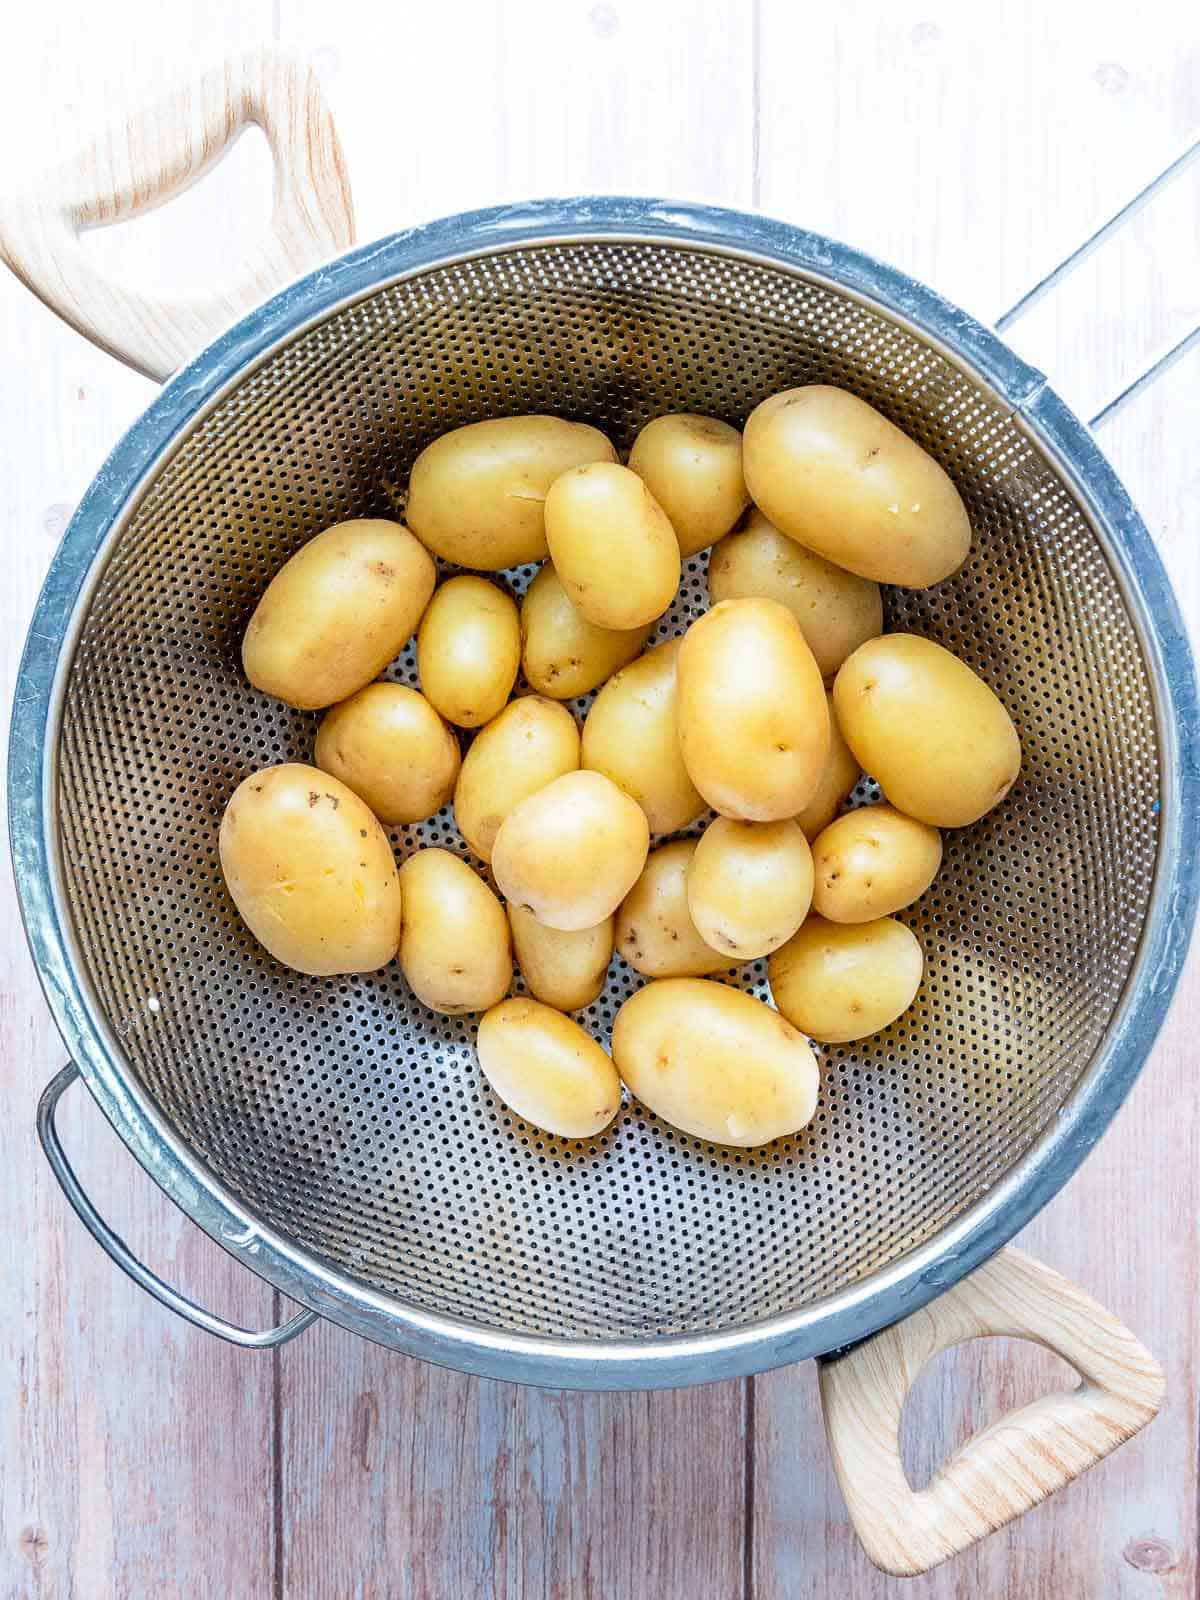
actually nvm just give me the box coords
[220,387,1020,1150]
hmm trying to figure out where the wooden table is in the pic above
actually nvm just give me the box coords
[2,3,1197,1594]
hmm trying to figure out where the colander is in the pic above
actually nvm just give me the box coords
[5,51,1197,1577]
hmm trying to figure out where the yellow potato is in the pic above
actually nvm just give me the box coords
[397,848,511,1014]
[405,415,616,569]
[769,915,923,1042]
[580,639,705,835]
[615,840,736,978]
[742,385,972,587]
[627,413,749,557]
[492,770,650,932]
[811,804,942,923]
[477,998,621,1139]
[242,519,435,710]
[611,978,819,1147]
[544,462,681,628]
[707,510,882,681]
[509,904,614,1012]
[686,817,813,960]
[677,598,829,820]
[314,683,460,825]
[453,697,580,863]
[416,576,520,728]
[219,763,401,976]
[795,693,861,841]
[520,564,652,700]
[834,634,1021,827]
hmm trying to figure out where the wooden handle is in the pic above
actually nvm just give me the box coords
[819,1247,1164,1577]
[0,48,354,380]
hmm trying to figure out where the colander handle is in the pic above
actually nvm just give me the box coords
[37,1063,318,1349]
[818,1246,1163,1577]
[0,47,354,382]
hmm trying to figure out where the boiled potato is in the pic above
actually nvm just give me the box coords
[580,639,705,834]
[314,684,459,825]
[677,598,829,819]
[627,413,748,557]
[795,693,861,841]
[686,816,813,960]
[405,416,616,569]
[708,510,882,681]
[492,770,650,931]
[769,915,923,1042]
[242,519,435,709]
[520,564,653,699]
[416,576,520,728]
[811,804,942,923]
[397,848,511,1014]
[834,634,1021,827]
[509,904,614,1012]
[742,385,971,587]
[544,462,681,628]
[477,998,621,1139]
[611,978,819,1146]
[453,696,580,863]
[219,763,401,975]
[616,840,736,978]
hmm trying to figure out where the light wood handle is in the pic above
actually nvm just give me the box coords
[819,1247,1164,1577]
[0,47,354,380]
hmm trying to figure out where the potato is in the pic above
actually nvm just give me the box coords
[477,998,621,1139]
[580,639,705,834]
[834,634,1021,827]
[544,462,681,628]
[416,576,520,728]
[242,519,435,709]
[677,598,829,820]
[742,385,971,587]
[405,415,616,569]
[219,763,401,975]
[520,564,652,700]
[708,510,882,681]
[627,413,749,557]
[492,770,650,931]
[453,696,580,863]
[611,978,819,1147]
[615,840,736,978]
[769,915,923,1042]
[795,693,861,841]
[509,904,614,1012]
[397,848,511,1014]
[686,817,813,960]
[314,684,459,826]
[811,804,942,923]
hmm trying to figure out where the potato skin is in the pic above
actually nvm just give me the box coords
[405,416,616,569]
[833,634,1021,827]
[769,915,923,1042]
[453,696,580,864]
[742,386,971,587]
[795,693,861,841]
[627,413,749,557]
[544,462,681,629]
[416,576,520,728]
[219,763,401,975]
[509,904,614,1012]
[520,564,652,700]
[477,998,621,1139]
[242,519,435,710]
[397,848,511,1014]
[615,840,736,979]
[314,683,460,825]
[811,804,942,923]
[611,979,820,1147]
[686,817,813,960]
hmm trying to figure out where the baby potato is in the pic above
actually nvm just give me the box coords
[416,576,520,728]
[545,462,681,629]
[677,598,829,820]
[219,763,401,975]
[397,848,511,1014]
[616,841,736,979]
[742,385,972,587]
[453,696,580,863]
[580,639,705,835]
[769,915,923,1043]
[242,519,435,709]
[834,634,1021,827]
[314,683,460,825]
[509,904,614,1012]
[492,770,650,932]
[795,693,861,841]
[520,564,652,699]
[405,415,616,569]
[627,413,749,557]
[611,978,820,1147]
[811,804,942,923]
[708,510,882,681]
[477,997,621,1139]
[686,816,813,960]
